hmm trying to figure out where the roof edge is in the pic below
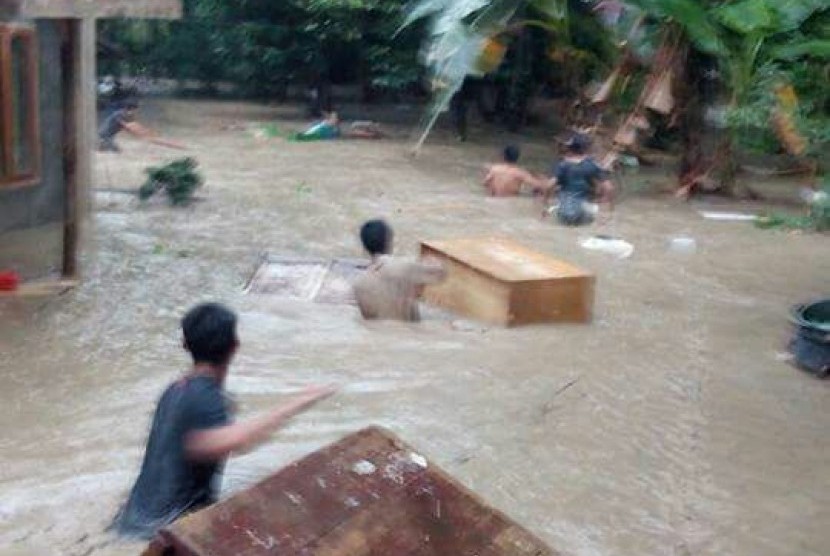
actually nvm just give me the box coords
[4,0,182,20]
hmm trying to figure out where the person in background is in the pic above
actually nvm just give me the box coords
[98,99,186,153]
[353,220,447,322]
[294,111,385,141]
[483,144,550,197]
[543,133,615,225]
[113,303,335,539]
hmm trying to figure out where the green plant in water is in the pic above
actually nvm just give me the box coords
[139,158,204,206]
[756,175,830,232]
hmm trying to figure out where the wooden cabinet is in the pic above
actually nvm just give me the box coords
[421,237,595,326]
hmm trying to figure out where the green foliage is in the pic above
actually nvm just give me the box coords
[617,0,829,161]
[623,0,725,54]
[402,0,617,146]
[771,39,830,60]
[756,177,830,232]
[139,158,204,206]
[99,0,424,98]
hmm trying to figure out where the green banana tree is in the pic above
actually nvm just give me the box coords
[401,0,574,151]
[621,0,828,192]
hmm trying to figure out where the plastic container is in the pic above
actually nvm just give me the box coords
[789,299,830,378]
[0,270,20,292]
[668,236,697,255]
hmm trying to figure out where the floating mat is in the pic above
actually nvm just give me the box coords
[244,256,368,305]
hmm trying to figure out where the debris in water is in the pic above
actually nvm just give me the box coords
[352,460,377,475]
[580,236,634,259]
[409,453,428,468]
[285,491,303,505]
[668,236,697,255]
[698,211,758,222]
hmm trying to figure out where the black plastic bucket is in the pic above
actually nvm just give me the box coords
[789,299,830,378]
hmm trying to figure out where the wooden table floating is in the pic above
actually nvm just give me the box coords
[420,237,595,326]
[144,427,557,556]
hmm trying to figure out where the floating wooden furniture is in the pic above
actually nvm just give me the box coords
[244,255,367,305]
[144,427,557,556]
[420,237,595,326]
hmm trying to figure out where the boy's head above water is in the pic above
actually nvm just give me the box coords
[182,303,239,367]
[360,219,393,256]
[503,144,520,163]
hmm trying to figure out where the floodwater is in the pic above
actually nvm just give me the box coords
[1,100,828,556]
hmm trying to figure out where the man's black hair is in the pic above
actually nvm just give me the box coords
[565,133,590,155]
[123,98,139,110]
[182,303,238,365]
[503,144,520,163]
[360,219,391,256]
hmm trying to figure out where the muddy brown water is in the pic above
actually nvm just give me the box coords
[1,100,828,556]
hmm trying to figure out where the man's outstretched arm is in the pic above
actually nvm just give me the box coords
[122,121,188,150]
[185,384,336,462]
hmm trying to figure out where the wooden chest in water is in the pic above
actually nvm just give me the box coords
[420,237,595,326]
[144,427,557,556]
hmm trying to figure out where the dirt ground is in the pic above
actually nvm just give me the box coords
[0,99,828,556]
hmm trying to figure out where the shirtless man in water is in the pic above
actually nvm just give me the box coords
[483,145,549,197]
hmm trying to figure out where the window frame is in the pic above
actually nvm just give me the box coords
[0,24,40,189]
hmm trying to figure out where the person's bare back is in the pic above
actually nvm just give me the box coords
[483,164,542,197]
[483,145,548,197]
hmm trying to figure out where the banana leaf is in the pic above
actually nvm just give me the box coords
[404,0,528,151]
[768,0,828,33]
[714,0,827,35]
[771,38,830,60]
[623,0,725,55]
[714,0,776,34]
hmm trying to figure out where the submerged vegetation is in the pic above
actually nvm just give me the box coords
[139,158,204,206]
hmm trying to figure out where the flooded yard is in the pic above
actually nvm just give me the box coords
[1,99,828,556]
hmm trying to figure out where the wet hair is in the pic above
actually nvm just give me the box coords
[182,303,238,365]
[360,219,392,256]
[565,133,590,155]
[503,144,520,163]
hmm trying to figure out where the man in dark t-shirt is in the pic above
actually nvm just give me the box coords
[114,303,335,539]
[98,100,186,153]
[544,134,615,225]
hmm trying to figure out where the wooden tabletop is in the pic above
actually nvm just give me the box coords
[422,237,591,282]
[154,427,557,556]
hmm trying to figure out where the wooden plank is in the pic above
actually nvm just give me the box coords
[422,237,591,283]
[0,31,12,175]
[154,427,558,556]
[0,278,78,297]
[59,19,77,277]
[5,0,182,20]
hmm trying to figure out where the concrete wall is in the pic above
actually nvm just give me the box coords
[0,20,66,278]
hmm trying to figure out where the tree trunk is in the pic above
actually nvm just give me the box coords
[674,45,744,197]
[675,44,705,197]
